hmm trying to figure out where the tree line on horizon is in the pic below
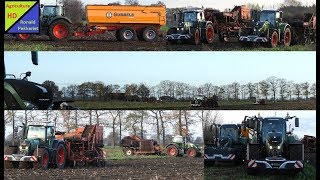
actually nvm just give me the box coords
[41,76,316,102]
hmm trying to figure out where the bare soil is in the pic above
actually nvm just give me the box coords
[4,157,203,180]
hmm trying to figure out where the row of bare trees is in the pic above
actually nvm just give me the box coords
[4,110,206,148]
[42,77,316,102]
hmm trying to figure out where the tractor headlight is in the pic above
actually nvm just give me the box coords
[277,146,281,150]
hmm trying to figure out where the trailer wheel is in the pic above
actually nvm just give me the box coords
[4,146,19,169]
[269,31,278,48]
[205,24,214,44]
[33,148,50,170]
[16,34,32,41]
[283,28,292,47]
[190,28,200,45]
[166,145,178,157]
[186,148,197,158]
[48,19,72,41]
[142,26,158,42]
[119,27,136,42]
[124,148,134,156]
[55,143,66,169]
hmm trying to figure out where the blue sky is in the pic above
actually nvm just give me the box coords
[4,51,316,88]
[42,0,316,10]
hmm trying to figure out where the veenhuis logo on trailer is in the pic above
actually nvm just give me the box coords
[106,12,134,18]
[5,0,40,33]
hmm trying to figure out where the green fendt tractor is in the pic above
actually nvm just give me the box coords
[166,135,202,158]
[165,8,215,45]
[4,123,67,169]
[204,124,248,166]
[16,3,72,41]
[4,52,76,110]
[239,10,292,48]
[243,114,304,175]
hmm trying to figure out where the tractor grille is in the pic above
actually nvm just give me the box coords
[140,140,153,151]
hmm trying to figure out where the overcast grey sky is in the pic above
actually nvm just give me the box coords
[4,51,316,88]
[42,0,316,11]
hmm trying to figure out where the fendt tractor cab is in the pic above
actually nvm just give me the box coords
[4,122,67,169]
[166,8,215,45]
[166,135,202,158]
[239,10,292,47]
[4,52,76,110]
[16,3,72,41]
[243,114,304,174]
[204,124,248,165]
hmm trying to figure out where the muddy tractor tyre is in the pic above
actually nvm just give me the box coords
[16,34,33,41]
[190,28,200,45]
[289,144,304,160]
[119,27,137,42]
[4,146,19,169]
[186,148,197,158]
[33,148,50,170]
[205,24,214,44]
[124,148,134,156]
[283,28,292,47]
[55,143,66,169]
[166,145,179,157]
[269,30,279,48]
[142,26,158,42]
[48,19,72,41]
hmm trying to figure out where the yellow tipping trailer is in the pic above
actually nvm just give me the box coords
[74,5,166,42]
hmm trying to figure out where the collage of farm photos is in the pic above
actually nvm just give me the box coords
[3,0,316,180]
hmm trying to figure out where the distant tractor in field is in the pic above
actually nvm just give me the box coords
[204,123,248,166]
[120,135,161,156]
[190,95,219,108]
[239,10,293,48]
[243,114,304,175]
[166,135,202,158]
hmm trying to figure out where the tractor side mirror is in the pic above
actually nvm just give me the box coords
[295,118,299,127]
[26,71,31,77]
[31,51,38,65]
[40,4,44,8]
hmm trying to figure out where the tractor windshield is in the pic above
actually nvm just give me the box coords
[195,95,205,100]
[220,126,238,141]
[27,126,46,140]
[42,6,56,16]
[261,118,286,142]
[183,12,197,22]
[259,11,276,26]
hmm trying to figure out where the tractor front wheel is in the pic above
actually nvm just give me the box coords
[33,148,50,170]
[283,28,292,47]
[269,31,279,48]
[124,148,134,156]
[55,143,66,169]
[190,28,200,45]
[166,145,178,157]
[49,19,72,41]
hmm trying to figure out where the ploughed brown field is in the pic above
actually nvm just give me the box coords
[4,157,203,180]
[4,34,316,51]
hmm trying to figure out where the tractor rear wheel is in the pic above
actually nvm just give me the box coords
[186,148,197,158]
[16,34,32,41]
[4,146,19,169]
[55,143,66,169]
[142,26,158,42]
[166,145,178,157]
[33,148,50,170]
[205,24,214,44]
[119,27,137,42]
[269,31,279,48]
[48,19,72,41]
[283,28,292,47]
